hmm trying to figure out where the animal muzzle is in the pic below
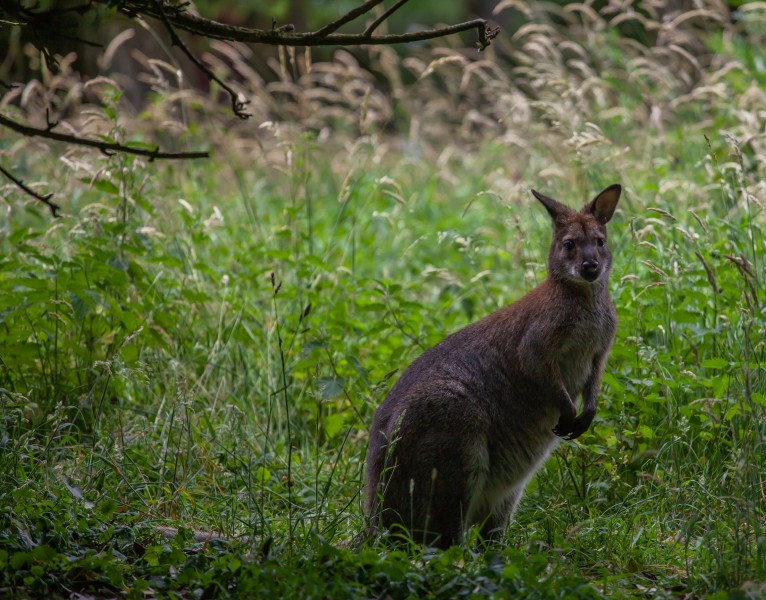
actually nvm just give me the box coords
[581,260,600,281]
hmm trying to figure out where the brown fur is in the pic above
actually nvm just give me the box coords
[364,184,622,548]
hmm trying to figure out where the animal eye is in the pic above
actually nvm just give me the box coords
[597,238,605,247]
[563,240,575,251]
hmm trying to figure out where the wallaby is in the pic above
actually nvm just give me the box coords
[364,184,621,548]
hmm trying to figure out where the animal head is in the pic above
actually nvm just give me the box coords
[531,184,621,286]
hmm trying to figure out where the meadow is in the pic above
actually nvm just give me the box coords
[0,2,764,597]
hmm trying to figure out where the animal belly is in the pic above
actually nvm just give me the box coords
[467,431,559,526]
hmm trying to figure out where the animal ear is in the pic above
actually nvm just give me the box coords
[531,189,571,224]
[583,184,621,224]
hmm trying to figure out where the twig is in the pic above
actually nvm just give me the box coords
[364,0,409,37]
[0,113,210,160]
[310,0,385,38]
[153,0,250,119]
[0,163,60,217]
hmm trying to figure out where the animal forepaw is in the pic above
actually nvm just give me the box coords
[552,416,576,438]
[554,413,594,440]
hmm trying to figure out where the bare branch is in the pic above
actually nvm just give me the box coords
[364,0,409,37]
[310,0,385,38]
[153,0,251,119]
[0,114,210,160]
[49,0,502,127]
[0,1,500,219]
[116,2,498,50]
[0,163,60,217]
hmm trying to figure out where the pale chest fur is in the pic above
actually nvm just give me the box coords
[556,299,615,397]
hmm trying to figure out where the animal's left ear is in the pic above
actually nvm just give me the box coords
[583,184,621,224]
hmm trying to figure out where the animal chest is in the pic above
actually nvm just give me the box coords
[557,303,612,394]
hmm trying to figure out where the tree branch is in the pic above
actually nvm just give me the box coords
[0,163,60,217]
[116,1,499,50]
[0,114,210,160]
[0,1,500,218]
[153,0,250,119]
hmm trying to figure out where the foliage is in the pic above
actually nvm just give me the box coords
[1,1,765,598]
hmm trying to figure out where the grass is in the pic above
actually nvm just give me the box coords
[1,2,765,598]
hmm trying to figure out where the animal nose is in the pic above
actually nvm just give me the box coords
[582,260,599,275]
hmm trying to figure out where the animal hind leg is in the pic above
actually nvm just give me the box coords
[479,487,524,543]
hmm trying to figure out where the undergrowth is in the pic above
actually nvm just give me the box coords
[1,1,765,598]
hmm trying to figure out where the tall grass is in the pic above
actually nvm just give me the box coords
[0,1,764,597]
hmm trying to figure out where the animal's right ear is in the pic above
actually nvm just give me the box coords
[531,189,570,224]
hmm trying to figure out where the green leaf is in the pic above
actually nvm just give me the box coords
[318,377,345,399]
[98,498,118,515]
[701,358,728,369]
[93,179,120,195]
[347,355,369,386]
[10,551,30,569]
[501,564,520,579]
[324,413,345,438]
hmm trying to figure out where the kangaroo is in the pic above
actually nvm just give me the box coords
[364,184,621,548]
